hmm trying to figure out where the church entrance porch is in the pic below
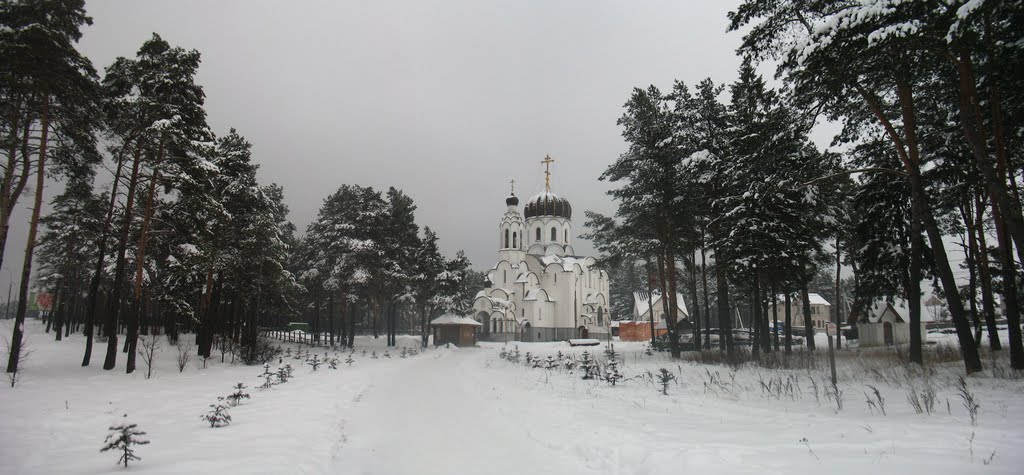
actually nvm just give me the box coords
[578,326,589,339]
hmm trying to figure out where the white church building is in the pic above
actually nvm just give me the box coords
[472,156,611,342]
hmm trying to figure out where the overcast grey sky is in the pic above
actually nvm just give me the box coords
[5,0,868,296]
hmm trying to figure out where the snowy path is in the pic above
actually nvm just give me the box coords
[333,348,596,475]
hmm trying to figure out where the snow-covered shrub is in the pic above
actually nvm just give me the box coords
[499,346,508,359]
[176,341,193,373]
[202,397,232,428]
[644,345,654,357]
[226,383,250,406]
[509,346,521,364]
[657,368,675,395]
[383,351,391,358]
[345,355,355,366]
[239,334,280,365]
[371,350,379,359]
[138,334,160,380]
[100,416,149,468]
[544,355,557,370]
[401,347,408,358]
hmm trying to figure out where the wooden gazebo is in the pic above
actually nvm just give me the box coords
[430,314,483,347]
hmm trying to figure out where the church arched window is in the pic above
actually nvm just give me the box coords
[535,227,541,242]
[597,307,604,326]
[512,232,517,248]
[504,229,509,248]
[551,227,558,241]
[503,270,507,283]
[565,229,569,242]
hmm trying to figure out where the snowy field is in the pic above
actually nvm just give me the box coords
[3,320,1023,474]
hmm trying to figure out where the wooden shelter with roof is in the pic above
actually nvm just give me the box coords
[430,314,483,347]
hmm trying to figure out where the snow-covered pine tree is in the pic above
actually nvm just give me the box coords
[4,0,103,374]
[276,366,289,384]
[604,355,623,386]
[328,357,338,369]
[544,355,557,370]
[226,383,250,406]
[579,351,597,380]
[100,417,150,468]
[202,397,232,428]
[306,353,322,371]
[258,364,275,389]
[656,368,675,395]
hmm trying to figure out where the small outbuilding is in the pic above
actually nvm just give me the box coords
[856,299,931,347]
[430,314,483,347]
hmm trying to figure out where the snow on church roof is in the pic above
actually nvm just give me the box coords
[430,314,482,326]
[540,254,589,271]
[524,289,554,302]
[775,293,831,306]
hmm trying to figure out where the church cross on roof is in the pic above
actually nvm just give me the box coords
[541,154,554,191]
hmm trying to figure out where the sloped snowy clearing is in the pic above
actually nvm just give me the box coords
[3,320,1023,474]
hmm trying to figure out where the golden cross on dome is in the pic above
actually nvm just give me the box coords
[509,178,515,195]
[541,154,554,191]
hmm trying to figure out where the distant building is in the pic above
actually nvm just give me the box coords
[773,293,832,330]
[855,299,932,347]
[617,291,689,342]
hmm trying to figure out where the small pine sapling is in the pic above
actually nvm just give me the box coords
[276,366,290,384]
[285,347,292,357]
[657,368,675,395]
[345,354,355,366]
[383,351,391,358]
[361,349,367,356]
[562,355,576,371]
[532,356,544,369]
[598,341,614,360]
[371,350,379,359]
[328,358,338,370]
[544,355,557,369]
[499,346,508,359]
[401,347,408,358]
[284,363,294,378]
[580,351,597,380]
[644,345,654,357]
[524,352,533,366]
[202,397,232,427]
[101,416,149,468]
[604,355,623,386]
[258,364,276,389]
[226,383,250,407]
[307,354,322,371]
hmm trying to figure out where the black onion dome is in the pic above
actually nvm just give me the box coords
[523,191,572,219]
[506,193,519,206]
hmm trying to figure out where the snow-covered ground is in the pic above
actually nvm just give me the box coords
[3,320,1022,474]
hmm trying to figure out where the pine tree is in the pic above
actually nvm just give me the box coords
[3,0,101,375]
[202,397,231,428]
[579,351,597,380]
[656,368,675,395]
[100,418,149,468]
[226,383,250,406]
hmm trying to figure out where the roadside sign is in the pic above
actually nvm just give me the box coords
[826,323,837,337]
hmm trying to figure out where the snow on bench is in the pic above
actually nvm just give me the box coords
[567,339,601,347]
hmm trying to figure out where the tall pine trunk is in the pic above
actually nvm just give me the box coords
[126,151,162,374]
[102,142,143,370]
[6,97,48,374]
[974,194,1001,350]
